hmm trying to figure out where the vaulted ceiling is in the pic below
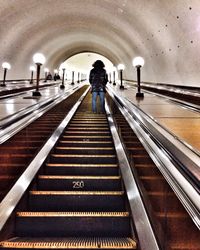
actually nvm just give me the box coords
[0,0,200,86]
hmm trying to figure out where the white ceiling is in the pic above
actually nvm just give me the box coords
[0,0,200,86]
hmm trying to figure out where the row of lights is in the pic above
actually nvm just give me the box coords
[114,56,145,97]
[1,53,63,96]
[0,53,46,96]
[1,54,145,97]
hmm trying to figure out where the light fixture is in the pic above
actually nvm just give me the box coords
[1,62,11,87]
[59,63,66,89]
[113,66,116,85]
[71,70,75,85]
[117,64,125,89]
[132,56,145,98]
[33,53,46,65]
[32,53,46,96]
[29,65,36,84]
[77,72,80,83]
[132,56,145,67]
[2,62,11,70]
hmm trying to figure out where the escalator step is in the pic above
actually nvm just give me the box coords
[140,176,170,192]
[61,135,112,141]
[64,131,111,134]
[50,154,117,164]
[58,140,113,147]
[0,237,137,249]
[29,191,125,211]
[66,127,109,130]
[37,175,121,191]
[45,163,119,176]
[148,191,187,213]
[131,155,154,164]
[134,163,161,176]
[54,147,115,154]
[0,175,16,189]
[16,212,131,237]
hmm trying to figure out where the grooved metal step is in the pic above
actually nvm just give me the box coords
[16,212,131,237]
[29,191,125,211]
[37,175,121,191]
[58,140,113,147]
[62,135,112,141]
[45,163,119,176]
[50,154,117,164]
[54,147,115,154]
[0,237,136,249]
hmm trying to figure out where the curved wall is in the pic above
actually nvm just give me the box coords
[0,0,200,86]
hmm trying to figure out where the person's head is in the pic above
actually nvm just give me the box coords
[92,60,105,69]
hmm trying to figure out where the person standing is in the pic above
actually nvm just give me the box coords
[89,60,108,113]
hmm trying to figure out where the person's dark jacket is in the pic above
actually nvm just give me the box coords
[89,68,108,92]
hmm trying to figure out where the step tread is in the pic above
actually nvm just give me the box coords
[59,140,112,144]
[30,191,124,195]
[156,212,189,218]
[17,212,129,217]
[66,127,109,130]
[38,175,120,179]
[56,147,114,150]
[0,237,136,249]
[46,163,118,168]
[46,163,118,167]
[51,154,116,158]
[65,131,110,134]
[62,135,111,138]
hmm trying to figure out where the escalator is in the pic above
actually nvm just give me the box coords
[1,88,199,250]
[0,86,87,202]
[0,93,137,249]
[108,96,200,250]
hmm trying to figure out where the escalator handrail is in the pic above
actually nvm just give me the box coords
[107,85,200,184]
[0,86,90,231]
[105,100,160,250]
[107,86,200,229]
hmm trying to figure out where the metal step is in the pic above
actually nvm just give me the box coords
[50,154,117,164]
[54,147,115,155]
[61,135,112,141]
[45,163,119,176]
[16,212,131,237]
[64,131,111,134]
[29,191,125,212]
[37,175,122,191]
[58,140,113,147]
[0,237,137,249]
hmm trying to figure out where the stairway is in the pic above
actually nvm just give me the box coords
[0,96,137,249]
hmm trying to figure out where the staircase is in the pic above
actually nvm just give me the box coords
[0,94,137,249]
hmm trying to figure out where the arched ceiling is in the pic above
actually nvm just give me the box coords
[0,0,200,86]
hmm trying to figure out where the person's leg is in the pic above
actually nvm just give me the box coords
[92,92,98,113]
[99,91,105,113]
